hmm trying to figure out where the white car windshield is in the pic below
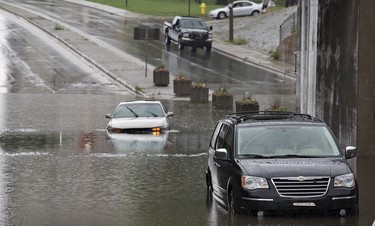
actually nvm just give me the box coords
[113,103,164,118]
[237,125,341,157]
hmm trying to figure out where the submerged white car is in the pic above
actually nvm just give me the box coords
[105,100,174,134]
[208,0,262,19]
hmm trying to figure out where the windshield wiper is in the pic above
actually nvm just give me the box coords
[147,111,158,117]
[127,107,138,117]
[270,154,321,158]
[238,154,270,158]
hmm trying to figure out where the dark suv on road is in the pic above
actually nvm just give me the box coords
[206,112,358,216]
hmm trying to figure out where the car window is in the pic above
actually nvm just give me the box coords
[210,122,222,149]
[180,19,207,29]
[242,2,252,7]
[236,125,341,157]
[223,126,234,158]
[216,124,229,150]
[113,103,164,118]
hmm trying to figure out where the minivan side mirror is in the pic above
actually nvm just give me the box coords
[167,112,174,117]
[214,148,228,160]
[345,146,357,159]
[105,114,112,119]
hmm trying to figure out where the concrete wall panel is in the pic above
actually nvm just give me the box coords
[315,0,358,146]
[358,0,375,156]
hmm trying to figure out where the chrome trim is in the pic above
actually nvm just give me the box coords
[242,197,274,202]
[271,176,330,198]
[332,195,356,200]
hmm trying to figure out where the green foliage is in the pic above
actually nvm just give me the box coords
[55,24,64,30]
[226,38,247,45]
[213,87,231,96]
[88,0,288,17]
[239,93,258,104]
[88,0,219,17]
[268,49,279,60]
[192,82,207,88]
[135,85,143,93]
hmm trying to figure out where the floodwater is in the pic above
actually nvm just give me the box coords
[0,93,374,226]
[0,1,373,225]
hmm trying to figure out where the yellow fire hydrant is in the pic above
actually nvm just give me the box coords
[200,3,206,15]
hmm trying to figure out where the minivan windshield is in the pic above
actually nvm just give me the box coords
[237,125,341,158]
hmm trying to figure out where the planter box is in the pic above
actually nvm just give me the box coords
[173,79,192,96]
[153,70,169,86]
[235,101,259,112]
[190,87,209,103]
[212,94,233,110]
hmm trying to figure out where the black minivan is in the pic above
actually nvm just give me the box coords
[206,112,358,216]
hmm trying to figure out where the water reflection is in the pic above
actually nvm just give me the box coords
[108,132,170,153]
[0,93,373,225]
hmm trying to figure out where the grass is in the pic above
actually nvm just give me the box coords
[226,37,247,45]
[54,24,64,30]
[88,0,288,17]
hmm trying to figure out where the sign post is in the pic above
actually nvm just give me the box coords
[134,26,160,77]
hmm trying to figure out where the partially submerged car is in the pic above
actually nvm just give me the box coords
[208,0,262,19]
[105,100,173,134]
[206,111,358,216]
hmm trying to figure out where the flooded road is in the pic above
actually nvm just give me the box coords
[0,10,126,94]
[0,1,374,226]
[0,93,374,226]
[3,0,296,98]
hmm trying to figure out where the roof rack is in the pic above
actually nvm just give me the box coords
[226,111,316,123]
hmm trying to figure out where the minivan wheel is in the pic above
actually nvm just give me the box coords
[228,190,238,214]
[206,174,213,193]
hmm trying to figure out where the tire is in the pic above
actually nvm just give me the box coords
[165,33,171,45]
[206,173,213,194]
[228,190,239,214]
[252,10,260,16]
[178,38,184,50]
[206,44,212,51]
[218,12,226,19]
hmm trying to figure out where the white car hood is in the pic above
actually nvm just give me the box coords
[109,117,167,129]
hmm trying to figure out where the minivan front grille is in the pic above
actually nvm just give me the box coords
[272,177,330,198]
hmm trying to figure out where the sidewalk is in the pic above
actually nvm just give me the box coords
[0,0,295,100]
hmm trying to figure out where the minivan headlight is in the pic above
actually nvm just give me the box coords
[334,173,355,188]
[241,176,269,190]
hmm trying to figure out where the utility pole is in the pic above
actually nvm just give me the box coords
[188,0,191,16]
[229,0,233,41]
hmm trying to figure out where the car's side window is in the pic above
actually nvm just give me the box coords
[223,126,234,158]
[215,124,229,150]
[210,122,222,149]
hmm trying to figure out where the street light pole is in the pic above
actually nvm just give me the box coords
[229,0,233,41]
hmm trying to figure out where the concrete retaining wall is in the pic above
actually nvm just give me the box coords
[298,0,375,156]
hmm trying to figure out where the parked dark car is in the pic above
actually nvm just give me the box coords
[206,111,358,216]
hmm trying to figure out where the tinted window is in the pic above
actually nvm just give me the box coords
[223,126,234,158]
[216,124,229,149]
[210,122,222,149]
